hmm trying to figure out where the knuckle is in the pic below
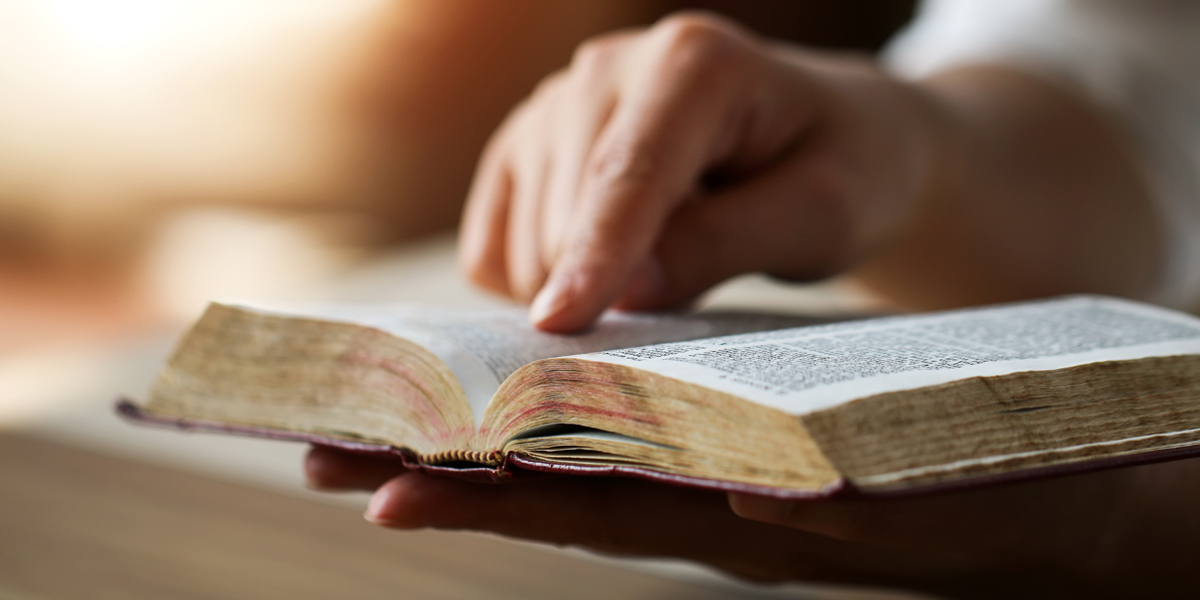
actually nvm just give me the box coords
[573,137,669,239]
[638,13,756,102]
[572,33,624,74]
[582,137,662,198]
[650,12,746,66]
[563,48,615,106]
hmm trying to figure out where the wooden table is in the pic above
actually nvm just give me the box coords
[2,432,891,600]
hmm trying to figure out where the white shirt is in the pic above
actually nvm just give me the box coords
[885,0,1200,311]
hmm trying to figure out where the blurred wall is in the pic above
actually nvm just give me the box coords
[0,0,912,344]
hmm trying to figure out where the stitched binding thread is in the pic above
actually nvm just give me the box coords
[418,449,503,466]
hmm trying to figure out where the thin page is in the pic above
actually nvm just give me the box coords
[244,303,817,424]
[579,296,1200,415]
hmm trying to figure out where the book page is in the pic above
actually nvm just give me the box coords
[580,296,1200,415]
[246,304,818,424]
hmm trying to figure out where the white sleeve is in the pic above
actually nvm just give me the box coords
[884,0,1200,312]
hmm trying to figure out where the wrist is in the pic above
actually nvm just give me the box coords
[852,65,1160,309]
[770,48,956,277]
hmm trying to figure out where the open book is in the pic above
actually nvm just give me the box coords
[120,296,1200,498]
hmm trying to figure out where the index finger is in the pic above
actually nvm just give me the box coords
[530,16,811,331]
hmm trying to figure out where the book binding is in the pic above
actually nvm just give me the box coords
[115,399,1200,499]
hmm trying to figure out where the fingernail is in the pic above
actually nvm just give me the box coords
[529,273,573,326]
[363,511,391,527]
[363,490,401,527]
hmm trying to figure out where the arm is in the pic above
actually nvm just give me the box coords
[856,65,1158,309]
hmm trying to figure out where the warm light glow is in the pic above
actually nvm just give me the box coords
[38,0,187,66]
[0,0,389,216]
[146,207,361,319]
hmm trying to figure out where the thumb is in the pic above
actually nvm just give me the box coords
[616,158,858,310]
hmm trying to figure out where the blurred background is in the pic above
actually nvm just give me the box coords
[0,2,916,598]
[0,0,912,355]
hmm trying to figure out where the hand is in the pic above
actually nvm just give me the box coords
[459,12,940,332]
[306,444,1200,599]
